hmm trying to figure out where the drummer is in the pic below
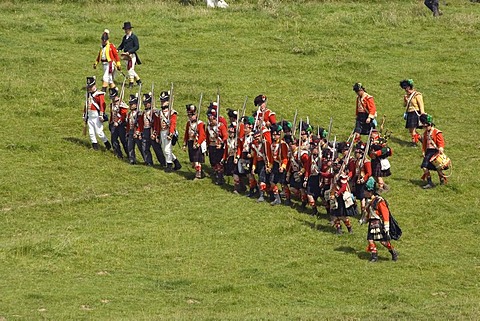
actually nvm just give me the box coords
[419,114,447,188]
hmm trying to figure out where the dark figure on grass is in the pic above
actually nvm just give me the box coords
[138,93,166,167]
[126,94,145,165]
[108,88,128,158]
[424,0,442,17]
[400,79,425,147]
[84,76,111,151]
[420,114,449,188]
[118,22,142,88]
[183,104,207,180]
[360,177,399,263]
[353,83,376,142]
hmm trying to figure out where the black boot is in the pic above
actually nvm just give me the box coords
[105,141,111,150]
[136,79,142,86]
[173,158,182,171]
[129,82,134,89]
[247,187,257,198]
[389,249,398,261]
[423,176,435,189]
[370,252,378,262]
[92,143,99,150]
[165,163,173,173]
[101,86,107,93]
[300,201,307,210]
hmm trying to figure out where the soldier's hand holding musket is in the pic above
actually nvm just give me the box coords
[167,133,173,140]
[182,144,187,152]
[99,113,105,122]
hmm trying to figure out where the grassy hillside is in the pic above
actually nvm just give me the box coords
[0,0,479,319]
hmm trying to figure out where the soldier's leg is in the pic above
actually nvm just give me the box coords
[142,129,153,165]
[119,123,128,156]
[110,124,122,157]
[127,131,137,164]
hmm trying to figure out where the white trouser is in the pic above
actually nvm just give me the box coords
[102,62,115,85]
[160,130,176,164]
[206,0,228,8]
[127,55,139,80]
[87,110,107,144]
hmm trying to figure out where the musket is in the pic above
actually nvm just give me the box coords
[150,82,155,123]
[119,79,126,103]
[195,92,203,135]
[339,132,355,176]
[292,109,298,137]
[380,114,386,134]
[358,128,373,181]
[83,89,88,136]
[234,108,240,151]
[134,83,142,126]
[326,116,333,144]
[241,96,248,117]
[168,82,174,123]
[297,118,302,162]
[216,88,220,133]
[253,104,261,132]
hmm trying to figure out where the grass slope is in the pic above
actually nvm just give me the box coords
[0,0,479,319]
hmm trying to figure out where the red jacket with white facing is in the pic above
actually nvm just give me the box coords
[153,110,177,135]
[356,92,376,119]
[86,91,106,114]
[184,120,206,146]
[422,127,445,153]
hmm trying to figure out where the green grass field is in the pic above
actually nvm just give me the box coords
[1,0,479,319]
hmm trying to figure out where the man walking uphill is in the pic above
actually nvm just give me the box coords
[118,22,142,88]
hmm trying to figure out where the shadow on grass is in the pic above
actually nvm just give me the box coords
[294,216,337,235]
[63,136,92,150]
[389,135,413,147]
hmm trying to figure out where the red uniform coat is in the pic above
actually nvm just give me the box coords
[184,120,206,145]
[356,92,376,118]
[251,139,273,170]
[422,128,445,152]
[206,122,228,146]
[153,110,177,135]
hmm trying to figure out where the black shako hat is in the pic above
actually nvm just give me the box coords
[122,22,133,30]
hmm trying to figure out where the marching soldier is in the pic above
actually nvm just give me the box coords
[349,142,372,215]
[183,104,207,180]
[353,83,377,142]
[368,129,392,193]
[400,79,425,146]
[254,94,276,130]
[126,94,143,164]
[118,22,142,88]
[269,124,288,206]
[138,93,165,166]
[154,91,181,172]
[222,124,245,193]
[108,88,128,158]
[284,138,307,207]
[251,129,273,202]
[206,108,228,185]
[93,29,121,93]
[420,114,448,188]
[360,177,399,262]
[84,76,111,151]
[304,143,322,215]
[238,116,258,197]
